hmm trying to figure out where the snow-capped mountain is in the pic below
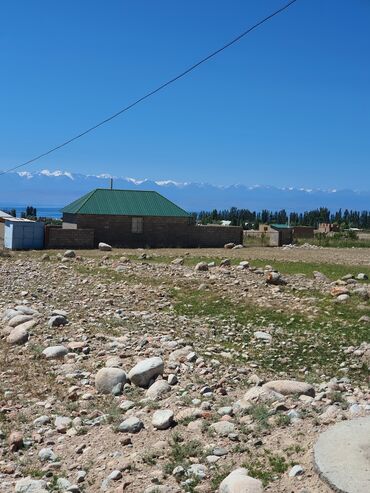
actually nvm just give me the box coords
[0,169,369,212]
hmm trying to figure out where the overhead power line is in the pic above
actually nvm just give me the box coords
[0,0,298,177]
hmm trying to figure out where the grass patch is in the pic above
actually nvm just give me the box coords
[248,259,370,281]
[171,287,370,385]
[247,404,271,430]
[163,432,204,475]
[243,451,289,486]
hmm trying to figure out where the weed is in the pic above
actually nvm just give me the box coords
[274,413,291,428]
[163,433,204,475]
[247,404,270,430]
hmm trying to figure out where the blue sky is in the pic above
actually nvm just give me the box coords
[0,0,369,189]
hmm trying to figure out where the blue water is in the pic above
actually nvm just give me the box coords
[0,205,62,219]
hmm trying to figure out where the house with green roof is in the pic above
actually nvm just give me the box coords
[61,188,193,248]
[57,188,242,248]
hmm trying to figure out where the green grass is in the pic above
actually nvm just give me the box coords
[170,287,370,385]
[163,432,204,475]
[297,237,370,248]
[248,259,370,281]
[247,404,271,430]
[243,451,289,486]
[81,251,370,282]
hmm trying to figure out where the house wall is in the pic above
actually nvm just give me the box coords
[45,226,95,249]
[244,230,280,247]
[292,226,315,238]
[62,213,242,248]
[278,229,293,245]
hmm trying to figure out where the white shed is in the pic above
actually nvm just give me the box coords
[1,218,44,250]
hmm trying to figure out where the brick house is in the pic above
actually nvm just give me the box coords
[45,188,242,249]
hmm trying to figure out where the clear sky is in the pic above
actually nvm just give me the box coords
[0,0,369,189]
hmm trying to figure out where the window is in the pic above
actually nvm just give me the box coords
[132,217,143,233]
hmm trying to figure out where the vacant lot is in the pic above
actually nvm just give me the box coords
[0,246,369,492]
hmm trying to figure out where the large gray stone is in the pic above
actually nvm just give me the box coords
[15,305,38,316]
[63,250,76,258]
[42,345,68,359]
[15,478,48,493]
[48,315,67,327]
[95,367,127,394]
[2,308,20,321]
[7,326,29,345]
[152,409,174,430]
[314,416,370,493]
[128,357,164,387]
[146,380,171,400]
[263,380,315,397]
[233,386,283,413]
[210,421,235,436]
[118,416,144,433]
[219,468,264,492]
[8,314,33,328]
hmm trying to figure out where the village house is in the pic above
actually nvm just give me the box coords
[317,223,340,234]
[45,188,242,249]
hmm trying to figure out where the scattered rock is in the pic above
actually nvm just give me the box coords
[42,345,68,359]
[98,242,112,251]
[118,416,144,433]
[7,326,29,345]
[152,409,174,430]
[146,379,171,400]
[263,380,315,397]
[210,421,235,436]
[219,468,264,492]
[128,357,164,387]
[95,367,127,394]
[15,478,48,493]
[63,250,76,258]
[289,464,304,477]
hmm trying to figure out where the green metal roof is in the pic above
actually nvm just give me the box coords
[62,189,191,217]
[270,223,292,230]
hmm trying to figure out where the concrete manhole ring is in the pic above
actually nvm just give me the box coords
[314,416,370,493]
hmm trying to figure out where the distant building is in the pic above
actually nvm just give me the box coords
[317,223,340,234]
[259,224,293,246]
[244,223,293,247]
[45,188,242,249]
[220,220,232,226]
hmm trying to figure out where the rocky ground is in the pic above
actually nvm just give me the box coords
[0,246,369,493]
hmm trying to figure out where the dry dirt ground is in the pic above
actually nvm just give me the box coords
[0,246,369,493]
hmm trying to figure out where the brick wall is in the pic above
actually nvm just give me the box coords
[186,225,243,247]
[62,213,242,248]
[45,226,95,249]
[292,226,315,239]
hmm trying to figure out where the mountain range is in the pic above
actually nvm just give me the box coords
[0,169,369,212]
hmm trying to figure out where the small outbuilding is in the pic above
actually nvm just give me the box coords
[0,218,44,250]
[257,223,293,246]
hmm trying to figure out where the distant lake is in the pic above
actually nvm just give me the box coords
[0,205,62,219]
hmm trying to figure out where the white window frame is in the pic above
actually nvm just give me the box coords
[132,217,143,234]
